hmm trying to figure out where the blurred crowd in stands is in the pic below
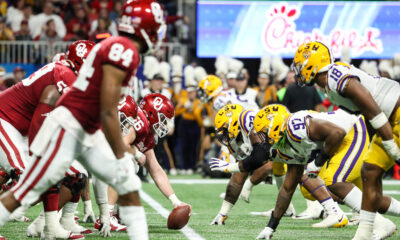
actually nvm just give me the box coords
[1,0,400,180]
[0,0,190,43]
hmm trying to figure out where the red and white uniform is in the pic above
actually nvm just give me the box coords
[132,109,156,153]
[13,36,141,205]
[0,62,74,173]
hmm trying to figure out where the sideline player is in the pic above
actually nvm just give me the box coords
[0,1,166,240]
[100,94,190,229]
[292,41,400,240]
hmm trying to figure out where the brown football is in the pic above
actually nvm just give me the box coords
[167,205,191,230]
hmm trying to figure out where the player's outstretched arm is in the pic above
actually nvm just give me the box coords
[144,149,190,209]
[100,64,128,159]
[343,78,400,161]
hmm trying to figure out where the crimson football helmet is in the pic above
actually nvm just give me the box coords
[118,0,166,53]
[66,40,96,73]
[139,93,174,138]
[118,95,139,135]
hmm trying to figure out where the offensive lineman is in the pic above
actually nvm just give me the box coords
[104,94,190,223]
[0,1,166,239]
[292,41,400,240]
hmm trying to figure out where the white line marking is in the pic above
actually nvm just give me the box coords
[140,190,205,240]
[383,190,400,195]
[151,179,400,186]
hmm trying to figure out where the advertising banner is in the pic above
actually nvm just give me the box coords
[197,1,400,58]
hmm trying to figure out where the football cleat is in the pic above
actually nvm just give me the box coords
[61,213,93,235]
[210,213,228,225]
[253,204,296,218]
[312,212,348,228]
[373,213,397,240]
[348,210,360,226]
[0,234,6,240]
[295,200,325,220]
[94,216,127,232]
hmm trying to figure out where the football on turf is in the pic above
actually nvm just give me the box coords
[167,205,191,229]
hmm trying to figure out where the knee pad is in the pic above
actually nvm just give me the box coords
[111,157,141,195]
[61,173,87,197]
[272,162,287,176]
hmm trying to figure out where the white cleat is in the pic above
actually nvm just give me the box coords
[373,214,397,240]
[27,211,45,237]
[61,212,93,235]
[348,210,360,226]
[9,206,30,222]
[251,204,296,218]
[312,212,348,228]
[295,200,324,220]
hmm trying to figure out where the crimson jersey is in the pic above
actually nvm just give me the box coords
[0,62,75,136]
[132,108,156,153]
[58,36,140,134]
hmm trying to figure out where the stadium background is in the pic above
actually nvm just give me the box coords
[1,1,400,239]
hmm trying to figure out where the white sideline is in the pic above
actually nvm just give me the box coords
[139,190,205,240]
[150,179,400,185]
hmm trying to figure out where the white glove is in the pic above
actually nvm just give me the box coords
[209,158,240,173]
[305,161,321,178]
[256,227,274,239]
[82,200,96,223]
[98,214,112,237]
[382,139,400,163]
[99,222,112,237]
[210,213,228,225]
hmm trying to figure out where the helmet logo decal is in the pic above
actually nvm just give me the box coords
[75,43,87,58]
[225,111,233,117]
[153,97,164,111]
[151,2,164,24]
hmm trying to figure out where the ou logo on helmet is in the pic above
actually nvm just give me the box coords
[153,97,164,111]
[76,43,87,58]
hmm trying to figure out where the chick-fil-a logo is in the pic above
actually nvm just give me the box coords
[262,3,383,57]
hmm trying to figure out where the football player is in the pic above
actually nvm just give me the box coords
[0,40,95,240]
[209,104,287,225]
[210,104,348,229]
[101,94,190,228]
[255,105,396,239]
[0,1,166,240]
[292,41,400,240]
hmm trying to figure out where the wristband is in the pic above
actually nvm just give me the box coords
[168,193,181,206]
[369,112,388,130]
[382,139,400,160]
[267,211,281,230]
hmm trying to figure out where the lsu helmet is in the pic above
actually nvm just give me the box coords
[118,95,139,135]
[215,104,252,160]
[292,41,334,86]
[140,93,174,138]
[254,104,290,144]
[197,75,223,103]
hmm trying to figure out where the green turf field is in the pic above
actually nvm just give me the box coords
[1,175,400,240]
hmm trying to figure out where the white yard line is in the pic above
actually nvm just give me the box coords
[139,190,205,240]
[150,179,400,186]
